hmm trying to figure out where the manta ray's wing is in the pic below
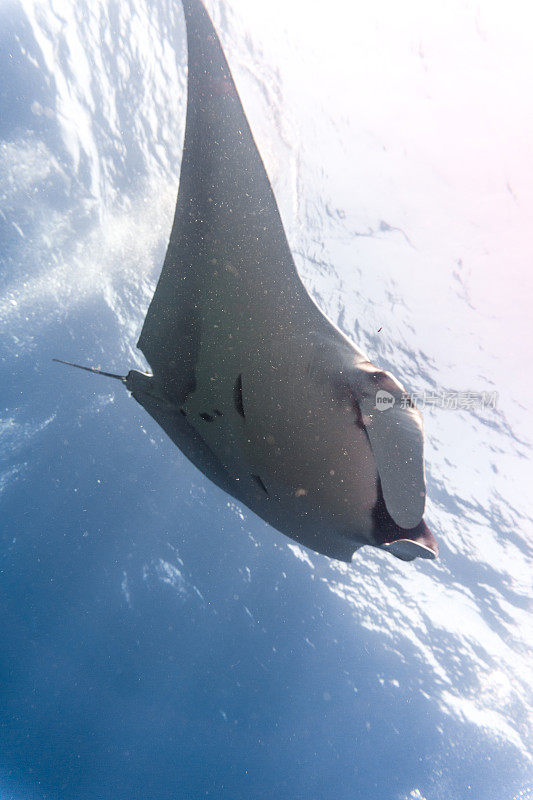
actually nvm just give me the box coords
[352,364,426,530]
[137,0,312,402]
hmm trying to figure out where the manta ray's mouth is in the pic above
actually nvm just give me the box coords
[372,480,438,558]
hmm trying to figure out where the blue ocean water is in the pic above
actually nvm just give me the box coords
[0,1,531,799]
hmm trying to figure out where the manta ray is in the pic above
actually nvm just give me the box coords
[56,0,438,563]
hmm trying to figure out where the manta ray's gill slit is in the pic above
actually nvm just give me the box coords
[213,409,223,417]
[199,412,214,422]
[251,474,269,496]
[233,374,245,419]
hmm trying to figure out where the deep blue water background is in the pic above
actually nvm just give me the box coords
[0,1,531,798]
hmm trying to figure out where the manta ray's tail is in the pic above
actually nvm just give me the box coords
[52,358,126,382]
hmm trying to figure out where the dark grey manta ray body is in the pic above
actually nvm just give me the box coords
[59,0,438,563]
